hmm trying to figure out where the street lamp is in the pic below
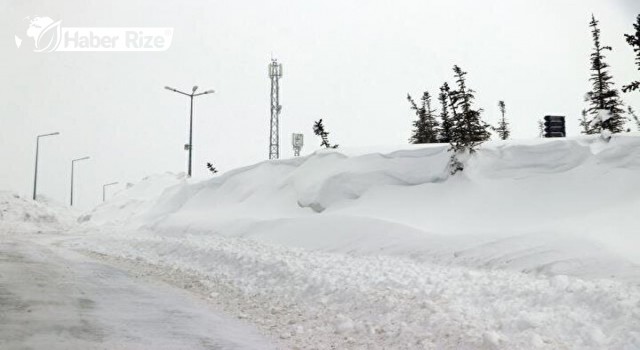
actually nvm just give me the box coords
[70,156,90,206]
[165,85,215,177]
[33,132,60,200]
[102,182,119,202]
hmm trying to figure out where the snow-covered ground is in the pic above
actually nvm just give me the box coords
[0,192,75,233]
[3,135,640,349]
[64,229,640,349]
[82,134,640,282]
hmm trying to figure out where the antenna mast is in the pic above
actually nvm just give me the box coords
[268,58,283,159]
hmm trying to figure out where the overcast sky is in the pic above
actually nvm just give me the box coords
[2,0,640,209]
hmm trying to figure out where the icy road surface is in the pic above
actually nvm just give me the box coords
[0,237,275,350]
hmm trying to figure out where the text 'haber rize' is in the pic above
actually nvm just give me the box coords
[63,31,167,49]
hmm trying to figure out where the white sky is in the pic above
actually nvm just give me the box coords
[1,0,640,209]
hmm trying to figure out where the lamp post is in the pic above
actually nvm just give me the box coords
[70,156,90,206]
[33,132,60,200]
[102,182,119,202]
[165,85,215,177]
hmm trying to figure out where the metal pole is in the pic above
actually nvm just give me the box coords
[70,161,74,206]
[33,132,60,200]
[102,182,119,202]
[70,156,90,206]
[164,86,214,178]
[33,137,40,200]
[188,94,194,177]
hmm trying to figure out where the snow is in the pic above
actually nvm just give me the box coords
[81,134,640,282]
[65,230,640,349]
[78,172,187,226]
[592,110,613,141]
[0,192,74,232]
[596,108,612,123]
[3,134,640,349]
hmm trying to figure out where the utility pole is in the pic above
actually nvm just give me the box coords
[165,85,215,177]
[102,182,119,202]
[33,132,60,200]
[70,156,90,206]
[268,59,283,159]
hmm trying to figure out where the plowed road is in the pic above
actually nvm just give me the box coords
[0,238,274,350]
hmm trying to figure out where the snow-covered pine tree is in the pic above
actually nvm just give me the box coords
[443,81,465,173]
[313,119,339,149]
[579,109,596,134]
[438,83,454,143]
[623,14,640,93]
[585,15,626,133]
[494,100,510,140]
[407,91,439,144]
[447,66,491,149]
[206,162,218,174]
[446,65,491,174]
[407,94,427,143]
[629,106,640,131]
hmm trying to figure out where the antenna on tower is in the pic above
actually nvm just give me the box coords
[268,58,283,159]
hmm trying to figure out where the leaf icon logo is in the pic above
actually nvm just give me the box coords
[34,20,61,53]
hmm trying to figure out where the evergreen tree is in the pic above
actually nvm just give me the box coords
[623,14,640,93]
[537,120,544,138]
[438,83,454,143]
[443,81,466,174]
[407,91,439,144]
[629,106,640,131]
[313,119,338,149]
[446,65,491,174]
[585,15,626,133]
[494,100,510,140]
[443,81,460,122]
[206,162,218,174]
[407,93,427,143]
[578,109,595,134]
[448,65,491,152]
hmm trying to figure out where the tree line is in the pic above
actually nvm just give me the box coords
[406,14,640,173]
[218,14,640,176]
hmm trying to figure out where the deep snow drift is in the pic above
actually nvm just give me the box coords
[82,135,640,282]
[0,192,73,233]
[65,135,640,349]
[77,172,186,226]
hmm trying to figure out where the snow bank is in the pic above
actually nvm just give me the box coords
[78,172,187,226]
[68,135,640,349]
[0,192,73,233]
[82,135,640,282]
[68,230,640,349]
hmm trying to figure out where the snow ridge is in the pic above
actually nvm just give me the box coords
[68,135,640,349]
[0,192,72,233]
[82,135,640,281]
